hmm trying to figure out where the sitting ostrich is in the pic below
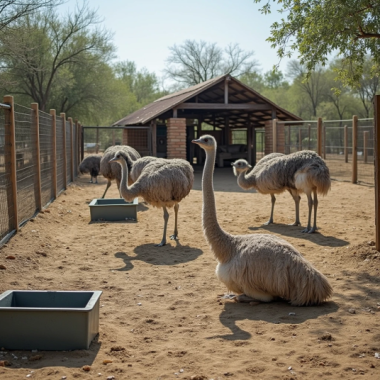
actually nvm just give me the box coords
[192,135,332,305]
[110,152,194,246]
[232,150,330,233]
[99,145,140,198]
[79,154,102,183]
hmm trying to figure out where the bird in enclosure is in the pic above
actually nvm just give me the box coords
[79,154,102,183]
[110,151,194,246]
[192,135,332,306]
[99,145,140,198]
[232,150,330,233]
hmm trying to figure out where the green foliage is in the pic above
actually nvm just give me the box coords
[254,0,380,87]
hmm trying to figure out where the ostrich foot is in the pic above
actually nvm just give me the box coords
[263,219,274,226]
[302,226,318,233]
[234,294,261,303]
[169,234,178,240]
[288,221,301,226]
[217,293,236,300]
[155,240,166,247]
[307,227,318,233]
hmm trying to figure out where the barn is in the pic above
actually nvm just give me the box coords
[113,73,301,166]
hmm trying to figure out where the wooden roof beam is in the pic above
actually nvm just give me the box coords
[175,103,271,111]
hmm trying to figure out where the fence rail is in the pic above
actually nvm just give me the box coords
[271,116,375,186]
[0,96,81,245]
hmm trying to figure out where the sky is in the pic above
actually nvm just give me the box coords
[59,0,296,81]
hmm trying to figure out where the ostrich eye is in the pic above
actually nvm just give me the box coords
[204,138,209,143]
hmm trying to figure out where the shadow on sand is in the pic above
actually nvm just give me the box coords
[114,242,203,271]
[248,223,349,247]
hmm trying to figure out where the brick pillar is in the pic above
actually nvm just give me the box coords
[167,118,187,160]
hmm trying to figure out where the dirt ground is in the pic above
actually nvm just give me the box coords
[0,166,379,380]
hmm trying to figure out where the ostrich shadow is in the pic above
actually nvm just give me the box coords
[114,242,203,271]
[248,224,349,247]
[208,299,339,341]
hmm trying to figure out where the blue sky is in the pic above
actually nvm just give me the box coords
[59,0,295,80]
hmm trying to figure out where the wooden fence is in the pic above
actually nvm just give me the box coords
[0,96,81,245]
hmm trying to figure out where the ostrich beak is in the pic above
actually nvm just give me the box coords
[192,138,201,145]
[109,156,117,163]
[231,162,236,167]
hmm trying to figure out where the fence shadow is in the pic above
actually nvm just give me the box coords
[248,224,349,247]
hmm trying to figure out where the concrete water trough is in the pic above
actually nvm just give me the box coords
[0,290,102,350]
[89,197,138,222]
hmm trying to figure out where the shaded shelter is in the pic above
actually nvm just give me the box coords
[113,74,301,165]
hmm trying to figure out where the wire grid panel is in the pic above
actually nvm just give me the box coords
[357,119,374,185]
[82,127,124,155]
[66,120,72,184]
[39,110,54,206]
[14,104,38,225]
[73,123,78,177]
[0,108,13,241]
[56,116,65,193]
[279,122,319,154]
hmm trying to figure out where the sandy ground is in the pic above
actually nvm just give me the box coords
[0,166,379,380]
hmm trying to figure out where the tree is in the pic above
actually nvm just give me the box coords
[0,3,115,112]
[0,0,61,31]
[254,0,380,86]
[165,40,258,86]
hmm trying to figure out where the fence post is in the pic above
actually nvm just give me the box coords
[272,118,278,153]
[374,95,380,251]
[31,103,42,211]
[364,131,369,164]
[50,109,57,199]
[323,124,327,159]
[3,95,18,232]
[68,117,74,181]
[298,127,302,151]
[80,122,84,161]
[352,115,358,183]
[344,125,348,163]
[61,113,67,190]
[317,117,322,156]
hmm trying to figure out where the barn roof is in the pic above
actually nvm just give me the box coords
[113,74,301,128]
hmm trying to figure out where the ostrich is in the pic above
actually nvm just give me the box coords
[192,135,332,306]
[232,150,330,233]
[109,152,194,246]
[99,145,140,198]
[79,154,102,183]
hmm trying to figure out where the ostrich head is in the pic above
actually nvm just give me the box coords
[109,151,128,164]
[191,135,216,151]
[231,159,251,176]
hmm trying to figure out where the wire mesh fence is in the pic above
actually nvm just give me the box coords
[0,98,80,246]
[275,118,375,186]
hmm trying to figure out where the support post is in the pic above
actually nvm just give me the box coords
[50,109,57,199]
[374,95,380,251]
[317,117,322,156]
[4,95,18,232]
[61,113,67,190]
[31,103,42,211]
[69,117,74,181]
[352,115,358,183]
[272,119,278,153]
[252,127,257,166]
[344,125,348,163]
[364,131,369,163]
[151,119,157,156]
[247,123,252,165]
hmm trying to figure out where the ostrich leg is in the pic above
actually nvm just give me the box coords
[302,191,313,233]
[101,179,112,198]
[263,194,276,225]
[308,189,318,233]
[170,203,179,240]
[289,190,301,226]
[156,207,169,247]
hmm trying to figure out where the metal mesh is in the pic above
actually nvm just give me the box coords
[39,110,54,206]
[357,119,374,185]
[14,104,37,225]
[82,127,124,155]
[281,121,319,154]
[0,107,13,241]
[66,120,72,184]
[56,116,65,193]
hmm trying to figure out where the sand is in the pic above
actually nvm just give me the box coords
[0,166,379,380]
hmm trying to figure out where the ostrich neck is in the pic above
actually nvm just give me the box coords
[202,147,233,263]
[119,159,139,201]
[238,170,256,189]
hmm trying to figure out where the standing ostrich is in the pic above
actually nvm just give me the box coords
[110,152,194,246]
[79,154,102,183]
[232,150,330,233]
[99,145,140,198]
[192,135,332,305]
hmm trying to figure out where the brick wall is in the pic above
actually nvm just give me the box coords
[166,118,187,160]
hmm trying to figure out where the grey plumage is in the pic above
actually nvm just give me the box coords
[193,134,332,306]
[79,155,102,183]
[99,145,141,198]
[110,152,194,246]
[232,150,331,233]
